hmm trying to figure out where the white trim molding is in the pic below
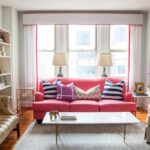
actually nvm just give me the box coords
[23,13,143,25]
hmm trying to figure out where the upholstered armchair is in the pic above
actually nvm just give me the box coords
[145,105,150,143]
[0,95,20,144]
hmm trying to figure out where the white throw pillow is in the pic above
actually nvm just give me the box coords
[74,85,101,100]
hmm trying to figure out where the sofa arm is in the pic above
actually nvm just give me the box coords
[35,92,44,101]
[0,95,14,115]
[123,92,134,102]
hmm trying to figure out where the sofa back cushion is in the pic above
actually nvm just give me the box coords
[102,80,125,100]
[74,85,101,100]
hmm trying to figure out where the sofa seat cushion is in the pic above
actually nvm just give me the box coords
[99,100,136,112]
[70,100,99,112]
[32,100,70,112]
[0,115,18,144]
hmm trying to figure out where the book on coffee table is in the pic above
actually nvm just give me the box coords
[60,114,77,120]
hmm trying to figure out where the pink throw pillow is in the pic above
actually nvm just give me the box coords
[56,83,75,101]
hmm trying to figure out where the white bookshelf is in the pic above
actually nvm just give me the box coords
[0,27,12,97]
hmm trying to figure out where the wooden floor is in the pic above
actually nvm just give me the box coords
[0,108,148,150]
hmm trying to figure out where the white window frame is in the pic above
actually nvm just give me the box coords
[68,25,96,51]
[110,25,129,79]
[37,25,55,80]
[68,25,97,77]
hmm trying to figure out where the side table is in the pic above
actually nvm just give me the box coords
[16,87,35,114]
[133,94,150,109]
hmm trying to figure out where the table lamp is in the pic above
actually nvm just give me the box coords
[97,52,112,77]
[52,52,68,77]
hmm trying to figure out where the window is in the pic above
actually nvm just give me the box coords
[111,52,128,77]
[69,25,95,50]
[37,25,55,80]
[69,25,96,77]
[69,52,96,77]
[110,25,129,78]
[110,25,128,50]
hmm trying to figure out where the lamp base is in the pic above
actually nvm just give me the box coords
[57,66,63,77]
[57,73,63,77]
[101,67,108,77]
[101,73,108,77]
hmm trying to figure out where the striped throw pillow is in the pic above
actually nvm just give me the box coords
[102,80,124,100]
[43,80,61,99]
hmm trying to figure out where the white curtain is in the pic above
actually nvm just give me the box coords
[97,25,110,51]
[55,25,68,51]
[55,25,68,77]
[23,25,36,87]
[96,25,110,76]
[129,25,142,92]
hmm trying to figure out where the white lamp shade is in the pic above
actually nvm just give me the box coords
[52,52,68,66]
[97,52,112,66]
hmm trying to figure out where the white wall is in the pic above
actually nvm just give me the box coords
[142,11,150,110]
[0,6,2,27]
[141,13,148,83]
[18,13,26,87]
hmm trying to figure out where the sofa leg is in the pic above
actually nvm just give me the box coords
[134,111,136,116]
[36,119,42,124]
[17,123,20,138]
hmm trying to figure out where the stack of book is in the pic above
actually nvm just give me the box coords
[60,114,77,120]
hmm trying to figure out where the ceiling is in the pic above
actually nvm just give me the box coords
[0,0,150,11]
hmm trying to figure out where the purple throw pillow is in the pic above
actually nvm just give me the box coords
[56,83,75,101]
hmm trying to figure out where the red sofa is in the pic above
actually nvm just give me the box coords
[32,77,136,122]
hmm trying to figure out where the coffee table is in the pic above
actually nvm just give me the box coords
[42,112,140,144]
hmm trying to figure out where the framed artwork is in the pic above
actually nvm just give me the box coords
[135,82,145,94]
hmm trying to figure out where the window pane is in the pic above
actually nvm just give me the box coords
[69,25,95,50]
[110,52,128,77]
[37,25,55,80]
[38,52,54,80]
[110,25,128,50]
[69,52,96,77]
[37,25,55,50]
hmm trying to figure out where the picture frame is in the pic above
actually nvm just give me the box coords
[135,82,145,94]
